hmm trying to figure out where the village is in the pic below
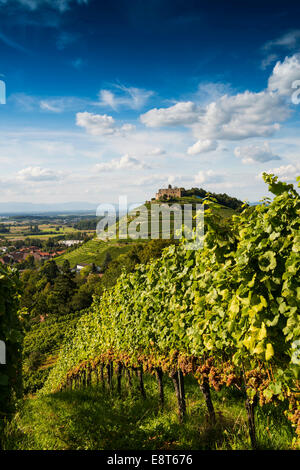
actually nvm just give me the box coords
[0,244,67,265]
[0,213,96,267]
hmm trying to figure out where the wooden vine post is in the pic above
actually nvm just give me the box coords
[155,367,164,408]
[170,369,186,422]
[199,376,216,424]
[137,365,146,399]
[110,361,114,390]
[106,363,112,389]
[245,393,258,449]
[126,368,133,391]
[100,363,105,390]
[87,365,91,387]
[117,362,123,395]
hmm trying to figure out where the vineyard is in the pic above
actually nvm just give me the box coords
[55,238,139,267]
[39,174,300,449]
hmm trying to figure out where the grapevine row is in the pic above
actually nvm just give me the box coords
[41,174,300,448]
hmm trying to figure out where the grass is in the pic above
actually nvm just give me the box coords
[3,373,295,450]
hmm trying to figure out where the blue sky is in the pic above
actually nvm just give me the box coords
[0,0,300,204]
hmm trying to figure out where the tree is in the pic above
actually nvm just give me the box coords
[62,259,72,276]
[101,251,112,272]
[40,260,59,285]
[24,254,35,269]
[47,274,76,316]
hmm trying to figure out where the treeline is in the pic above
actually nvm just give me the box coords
[73,218,99,230]
[183,188,245,211]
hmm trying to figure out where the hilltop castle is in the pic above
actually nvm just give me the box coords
[155,184,185,200]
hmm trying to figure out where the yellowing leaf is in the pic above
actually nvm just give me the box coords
[265,343,274,361]
[204,338,214,350]
[243,336,252,350]
[229,297,240,315]
[253,341,264,355]
[258,322,267,341]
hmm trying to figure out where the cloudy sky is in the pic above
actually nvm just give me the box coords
[0,0,300,205]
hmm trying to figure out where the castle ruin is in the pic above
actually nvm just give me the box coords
[155,184,184,200]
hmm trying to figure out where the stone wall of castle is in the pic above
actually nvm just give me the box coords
[155,187,184,200]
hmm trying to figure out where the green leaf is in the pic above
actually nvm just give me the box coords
[258,251,277,272]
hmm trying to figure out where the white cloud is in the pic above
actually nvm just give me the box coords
[146,147,166,156]
[17,166,62,181]
[187,139,217,155]
[258,163,300,182]
[261,31,300,68]
[76,112,135,136]
[194,170,224,185]
[11,94,88,112]
[140,89,287,141]
[76,112,116,136]
[95,154,150,172]
[140,101,199,127]
[120,123,136,132]
[268,54,300,96]
[261,54,279,70]
[40,100,62,113]
[234,142,281,164]
[263,30,300,51]
[148,147,166,157]
[10,93,37,111]
[140,55,300,141]
[98,85,154,111]
[39,97,89,112]
[192,90,289,140]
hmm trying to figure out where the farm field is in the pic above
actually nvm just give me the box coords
[0,222,95,241]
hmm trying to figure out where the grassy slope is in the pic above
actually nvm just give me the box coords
[3,374,293,450]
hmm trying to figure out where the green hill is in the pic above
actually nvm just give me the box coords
[55,197,237,268]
